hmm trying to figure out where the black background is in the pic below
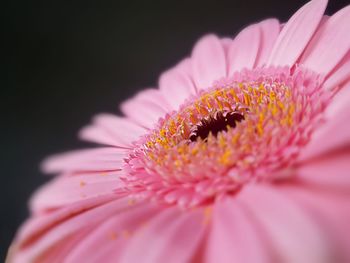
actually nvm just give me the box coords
[3,0,349,260]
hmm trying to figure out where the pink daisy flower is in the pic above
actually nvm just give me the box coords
[10,0,350,262]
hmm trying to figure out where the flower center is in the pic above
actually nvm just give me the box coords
[189,111,245,142]
[123,67,330,207]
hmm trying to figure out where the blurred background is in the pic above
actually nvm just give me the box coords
[3,0,348,260]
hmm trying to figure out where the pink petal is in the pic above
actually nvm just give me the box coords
[281,185,350,263]
[41,147,127,174]
[266,0,327,66]
[323,52,350,90]
[133,88,172,112]
[301,5,350,76]
[297,149,350,191]
[159,60,196,111]
[121,89,169,129]
[205,197,270,263]
[255,19,281,67]
[220,37,233,54]
[176,58,195,81]
[79,114,146,148]
[191,34,226,91]
[79,125,121,148]
[227,24,261,75]
[30,171,124,212]
[16,196,115,247]
[299,82,350,161]
[238,184,332,263]
[119,207,206,263]
[29,227,92,263]
[14,197,132,262]
[64,202,160,263]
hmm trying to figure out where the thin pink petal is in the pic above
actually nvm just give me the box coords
[301,5,350,76]
[16,196,116,247]
[159,60,196,111]
[79,114,146,148]
[177,58,195,79]
[78,125,120,148]
[299,82,350,161]
[133,88,172,112]
[297,149,350,191]
[238,184,332,263]
[255,19,281,67]
[121,89,169,128]
[64,202,160,263]
[41,147,127,174]
[220,37,233,54]
[323,52,350,90]
[191,34,226,91]
[205,197,270,263]
[30,171,124,211]
[14,198,134,263]
[266,0,327,66]
[119,207,206,263]
[227,24,260,75]
[281,185,350,263]
[29,227,92,263]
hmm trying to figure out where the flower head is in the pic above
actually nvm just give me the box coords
[11,0,350,262]
[124,66,330,207]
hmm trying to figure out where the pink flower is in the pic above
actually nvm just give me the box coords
[10,0,350,262]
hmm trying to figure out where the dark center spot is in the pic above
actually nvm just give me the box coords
[189,111,245,142]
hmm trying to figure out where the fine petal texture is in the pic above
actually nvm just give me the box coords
[299,82,350,161]
[255,19,281,67]
[267,0,327,66]
[21,197,114,237]
[206,198,270,263]
[282,185,350,263]
[297,149,350,190]
[30,171,124,211]
[301,6,350,76]
[29,227,91,263]
[192,35,227,90]
[119,207,206,263]
[17,196,117,252]
[323,54,350,90]
[41,148,127,173]
[130,88,172,112]
[14,198,132,262]
[175,58,196,91]
[238,185,332,263]
[79,114,146,148]
[159,61,196,111]
[220,37,233,54]
[64,202,160,263]
[121,89,170,128]
[227,24,261,75]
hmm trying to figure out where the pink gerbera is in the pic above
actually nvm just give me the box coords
[10,0,350,262]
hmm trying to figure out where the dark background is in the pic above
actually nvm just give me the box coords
[3,0,348,260]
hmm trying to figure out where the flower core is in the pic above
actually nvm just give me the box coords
[124,67,330,207]
[189,111,245,142]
